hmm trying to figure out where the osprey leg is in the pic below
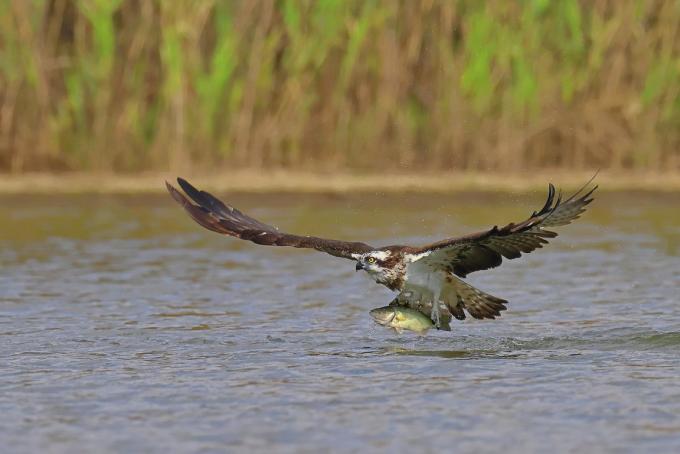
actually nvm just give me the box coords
[431,290,441,328]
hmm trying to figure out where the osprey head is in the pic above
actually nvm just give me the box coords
[353,251,395,282]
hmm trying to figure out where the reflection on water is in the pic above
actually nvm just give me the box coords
[385,347,517,359]
[1,190,679,452]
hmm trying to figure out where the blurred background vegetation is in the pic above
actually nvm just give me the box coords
[1,0,678,174]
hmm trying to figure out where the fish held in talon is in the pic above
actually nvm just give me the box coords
[369,306,434,334]
[167,173,597,334]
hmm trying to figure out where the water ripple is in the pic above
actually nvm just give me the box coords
[1,191,679,452]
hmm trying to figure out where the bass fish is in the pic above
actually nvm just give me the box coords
[369,306,435,334]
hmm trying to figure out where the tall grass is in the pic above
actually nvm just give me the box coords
[1,0,678,173]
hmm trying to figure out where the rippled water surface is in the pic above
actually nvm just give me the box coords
[1,189,679,453]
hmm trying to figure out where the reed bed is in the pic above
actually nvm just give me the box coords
[1,0,678,173]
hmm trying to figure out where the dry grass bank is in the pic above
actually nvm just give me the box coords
[1,170,679,194]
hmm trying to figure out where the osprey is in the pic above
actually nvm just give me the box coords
[166,177,596,331]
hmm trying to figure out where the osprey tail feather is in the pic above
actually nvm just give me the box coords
[443,275,508,320]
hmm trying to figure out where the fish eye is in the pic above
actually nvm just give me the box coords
[367,257,377,264]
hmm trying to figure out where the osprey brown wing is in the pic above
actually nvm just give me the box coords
[413,180,597,277]
[166,178,375,259]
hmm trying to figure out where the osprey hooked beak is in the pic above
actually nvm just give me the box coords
[355,262,364,271]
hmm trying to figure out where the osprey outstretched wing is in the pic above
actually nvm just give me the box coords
[167,176,597,332]
[410,179,597,277]
[166,178,374,259]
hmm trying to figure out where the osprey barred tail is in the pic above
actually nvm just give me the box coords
[167,177,597,331]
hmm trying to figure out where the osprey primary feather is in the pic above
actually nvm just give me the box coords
[166,177,596,331]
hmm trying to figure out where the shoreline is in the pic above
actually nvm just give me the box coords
[1,170,679,194]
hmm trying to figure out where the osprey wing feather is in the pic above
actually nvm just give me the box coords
[166,178,374,259]
[412,179,597,277]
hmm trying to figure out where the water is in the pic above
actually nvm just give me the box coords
[1,190,679,453]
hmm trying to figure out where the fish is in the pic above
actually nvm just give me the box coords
[369,305,435,334]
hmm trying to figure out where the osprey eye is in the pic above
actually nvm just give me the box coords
[367,257,377,264]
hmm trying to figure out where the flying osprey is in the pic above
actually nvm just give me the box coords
[166,177,596,331]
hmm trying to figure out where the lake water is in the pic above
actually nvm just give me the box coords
[1,189,679,453]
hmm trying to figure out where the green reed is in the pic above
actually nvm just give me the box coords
[0,0,678,172]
